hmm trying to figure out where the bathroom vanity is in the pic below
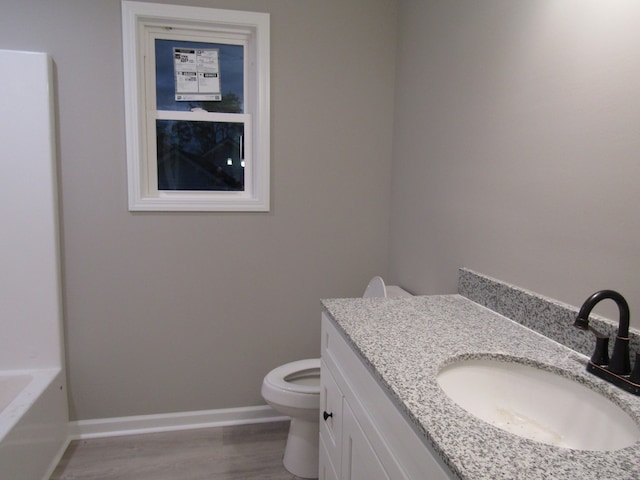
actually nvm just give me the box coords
[319,312,454,480]
[319,271,640,480]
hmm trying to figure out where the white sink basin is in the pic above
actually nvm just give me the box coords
[437,358,640,451]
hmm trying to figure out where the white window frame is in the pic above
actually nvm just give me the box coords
[122,1,270,211]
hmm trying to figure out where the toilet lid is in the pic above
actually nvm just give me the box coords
[363,276,387,298]
[265,358,320,395]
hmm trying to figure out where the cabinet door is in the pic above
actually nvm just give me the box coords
[319,435,340,480]
[320,360,343,471]
[341,402,391,480]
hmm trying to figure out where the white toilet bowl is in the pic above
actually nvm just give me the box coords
[261,358,321,479]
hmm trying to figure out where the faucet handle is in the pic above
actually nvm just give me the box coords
[609,336,631,375]
[591,335,610,366]
[630,353,640,385]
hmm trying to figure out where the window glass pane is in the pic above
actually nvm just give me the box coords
[155,39,244,113]
[156,120,245,191]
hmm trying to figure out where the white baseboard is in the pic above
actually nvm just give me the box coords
[69,405,289,440]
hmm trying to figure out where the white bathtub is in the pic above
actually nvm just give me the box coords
[0,369,68,480]
[0,48,69,480]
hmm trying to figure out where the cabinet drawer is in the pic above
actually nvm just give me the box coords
[321,311,350,377]
[320,359,343,471]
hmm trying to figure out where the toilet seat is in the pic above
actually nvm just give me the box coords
[264,358,320,395]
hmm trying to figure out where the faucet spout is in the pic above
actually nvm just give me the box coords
[574,290,630,375]
[575,289,630,337]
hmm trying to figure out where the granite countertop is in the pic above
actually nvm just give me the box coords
[321,294,640,480]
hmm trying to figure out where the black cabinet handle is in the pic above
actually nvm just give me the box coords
[323,411,333,421]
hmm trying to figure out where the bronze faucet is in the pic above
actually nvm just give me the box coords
[574,290,640,395]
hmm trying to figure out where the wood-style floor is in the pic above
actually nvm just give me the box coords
[50,421,306,480]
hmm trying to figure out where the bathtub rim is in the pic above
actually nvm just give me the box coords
[0,367,62,442]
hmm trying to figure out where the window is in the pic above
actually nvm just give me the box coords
[122,1,270,211]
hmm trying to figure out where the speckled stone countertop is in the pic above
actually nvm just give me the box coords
[321,293,640,480]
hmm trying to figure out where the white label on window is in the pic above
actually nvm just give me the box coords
[173,48,221,101]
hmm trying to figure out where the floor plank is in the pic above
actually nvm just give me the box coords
[50,421,304,480]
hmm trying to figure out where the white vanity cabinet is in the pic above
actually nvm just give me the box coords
[319,312,456,480]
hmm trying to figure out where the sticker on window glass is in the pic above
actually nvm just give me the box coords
[173,48,221,101]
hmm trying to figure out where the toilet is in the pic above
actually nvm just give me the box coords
[261,276,411,479]
[261,358,321,478]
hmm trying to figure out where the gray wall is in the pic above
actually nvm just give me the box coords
[0,0,397,420]
[390,1,640,326]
